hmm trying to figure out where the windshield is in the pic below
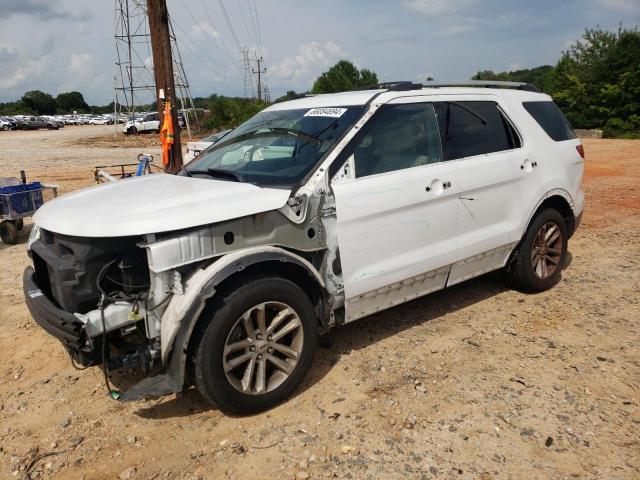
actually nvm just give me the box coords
[182,106,364,187]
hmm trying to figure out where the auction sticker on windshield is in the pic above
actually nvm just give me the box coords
[304,108,347,118]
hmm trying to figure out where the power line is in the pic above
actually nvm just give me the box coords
[176,0,236,71]
[197,0,244,74]
[217,0,242,52]
[170,19,230,78]
[236,0,254,48]
[247,0,263,56]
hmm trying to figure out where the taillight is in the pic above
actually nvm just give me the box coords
[576,144,585,159]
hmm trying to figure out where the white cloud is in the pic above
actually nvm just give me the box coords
[404,0,479,17]
[192,22,221,41]
[270,41,346,81]
[67,53,95,79]
[0,44,52,89]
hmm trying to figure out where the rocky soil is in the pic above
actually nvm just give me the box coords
[0,129,638,479]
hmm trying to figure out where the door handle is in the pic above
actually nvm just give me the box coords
[520,159,536,172]
[426,179,452,194]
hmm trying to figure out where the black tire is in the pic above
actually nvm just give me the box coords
[0,221,19,245]
[16,219,24,231]
[2,125,8,131]
[507,208,568,293]
[128,126,137,135]
[194,276,318,414]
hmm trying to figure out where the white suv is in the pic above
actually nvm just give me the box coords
[122,112,160,134]
[24,81,584,414]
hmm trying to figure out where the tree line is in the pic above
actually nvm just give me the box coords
[473,27,640,138]
[0,90,113,116]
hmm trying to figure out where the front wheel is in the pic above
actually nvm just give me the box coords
[194,276,318,414]
[507,208,568,292]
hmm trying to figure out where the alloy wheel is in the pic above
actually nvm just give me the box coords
[223,301,304,395]
[531,221,563,279]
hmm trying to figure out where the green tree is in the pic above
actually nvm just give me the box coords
[56,91,89,113]
[275,90,303,103]
[203,95,269,131]
[471,27,640,136]
[21,90,57,115]
[472,66,554,91]
[312,60,379,94]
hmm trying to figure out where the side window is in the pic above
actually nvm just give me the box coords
[435,101,521,161]
[343,103,443,179]
[523,101,576,141]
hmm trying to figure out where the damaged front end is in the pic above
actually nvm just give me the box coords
[24,227,171,382]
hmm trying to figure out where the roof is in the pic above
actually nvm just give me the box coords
[265,90,382,111]
[266,84,550,112]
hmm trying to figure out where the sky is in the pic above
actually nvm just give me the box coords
[0,0,638,105]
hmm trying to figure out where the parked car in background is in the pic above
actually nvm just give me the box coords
[0,116,17,130]
[18,116,59,130]
[89,116,109,125]
[184,129,231,163]
[42,116,64,128]
[23,81,584,414]
[123,112,160,134]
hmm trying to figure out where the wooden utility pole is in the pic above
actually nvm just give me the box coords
[252,56,266,102]
[146,0,182,172]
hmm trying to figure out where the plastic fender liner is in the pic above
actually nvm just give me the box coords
[120,246,324,402]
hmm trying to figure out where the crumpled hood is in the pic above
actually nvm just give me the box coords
[34,174,291,237]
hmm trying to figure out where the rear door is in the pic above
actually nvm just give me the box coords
[332,100,459,321]
[434,99,529,285]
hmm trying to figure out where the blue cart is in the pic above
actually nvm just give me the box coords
[0,172,58,245]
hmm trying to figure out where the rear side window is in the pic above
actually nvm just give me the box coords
[523,101,576,141]
[435,101,521,161]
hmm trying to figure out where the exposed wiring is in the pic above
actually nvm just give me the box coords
[96,259,121,400]
[70,355,95,371]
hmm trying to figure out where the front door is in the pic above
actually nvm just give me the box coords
[331,101,459,321]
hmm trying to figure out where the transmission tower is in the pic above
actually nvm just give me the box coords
[241,48,253,99]
[114,0,198,136]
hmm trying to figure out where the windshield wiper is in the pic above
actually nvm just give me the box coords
[266,128,323,144]
[185,168,244,182]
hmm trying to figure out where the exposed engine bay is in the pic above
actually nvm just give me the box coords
[28,228,166,376]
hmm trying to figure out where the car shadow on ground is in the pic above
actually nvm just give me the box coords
[131,270,516,420]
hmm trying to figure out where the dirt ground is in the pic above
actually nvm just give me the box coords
[0,126,638,480]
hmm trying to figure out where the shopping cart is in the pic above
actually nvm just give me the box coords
[0,171,58,245]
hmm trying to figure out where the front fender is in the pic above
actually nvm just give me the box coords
[160,246,324,364]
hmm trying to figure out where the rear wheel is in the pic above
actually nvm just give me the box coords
[507,208,568,292]
[2,125,8,131]
[0,221,19,245]
[194,276,318,414]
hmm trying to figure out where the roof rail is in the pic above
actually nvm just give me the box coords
[353,81,423,92]
[422,80,541,92]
